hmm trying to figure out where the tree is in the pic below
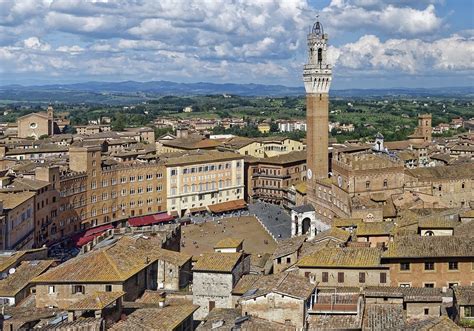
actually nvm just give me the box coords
[111,113,126,131]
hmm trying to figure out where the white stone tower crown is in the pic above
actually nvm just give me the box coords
[303,19,332,94]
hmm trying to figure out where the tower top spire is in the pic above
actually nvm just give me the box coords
[312,16,323,36]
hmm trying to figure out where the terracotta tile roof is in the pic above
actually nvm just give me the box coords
[405,316,461,331]
[297,247,383,268]
[418,218,458,229]
[333,218,363,228]
[239,272,316,300]
[294,181,307,194]
[454,286,474,306]
[356,222,394,236]
[251,150,307,165]
[363,304,405,330]
[0,191,35,209]
[41,317,103,330]
[272,235,305,259]
[383,236,473,259]
[364,286,443,302]
[197,307,241,330]
[406,163,474,180]
[9,178,50,191]
[308,314,361,330]
[33,236,191,283]
[0,260,54,296]
[109,304,199,330]
[193,252,243,273]
[312,227,351,243]
[67,291,125,310]
[214,237,243,249]
[0,251,27,273]
[233,274,263,295]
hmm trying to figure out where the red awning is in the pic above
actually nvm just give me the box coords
[83,224,113,237]
[128,213,175,227]
[73,224,113,247]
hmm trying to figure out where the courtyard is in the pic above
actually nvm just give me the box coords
[180,215,277,256]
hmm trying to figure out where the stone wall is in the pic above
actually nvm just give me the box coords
[241,293,306,329]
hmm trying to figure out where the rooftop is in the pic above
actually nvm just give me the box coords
[67,291,125,310]
[297,247,383,268]
[33,236,191,283]
[272,235,306,259]
[163,150,242,167]
[109,304,199,330]
[193,252,243,273]
[239,272,316,300]
[383,236,473,259]
[453,286,474,306]
[0,260,54,297]
[356,221,394,237]
[214,237,243,249]
[406,163,474,180]
[0,191,36,209]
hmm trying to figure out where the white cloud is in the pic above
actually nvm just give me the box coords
[332,34,474,73]
[322,1,443,36]
[23,37,50,51]
[0,0,470,86]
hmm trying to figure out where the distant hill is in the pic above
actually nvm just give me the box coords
[0,80,472,104]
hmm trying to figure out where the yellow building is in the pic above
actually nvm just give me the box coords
[164,150,245,217]
[0,191,36,250]
[257,123,271,134]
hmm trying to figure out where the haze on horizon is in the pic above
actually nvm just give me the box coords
[0,0,473,89]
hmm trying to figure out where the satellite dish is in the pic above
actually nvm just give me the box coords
[8,268,15,275]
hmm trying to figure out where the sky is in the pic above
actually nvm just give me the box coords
[0,0,473,89]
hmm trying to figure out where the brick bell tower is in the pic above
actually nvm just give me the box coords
[304,18,332,203]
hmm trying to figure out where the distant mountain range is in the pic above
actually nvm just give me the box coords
[0,80,472,104]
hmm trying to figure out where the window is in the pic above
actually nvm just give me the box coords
[359,272,365,283]
[366,181,370,189]
[171,169,177,176]
[48,285,55,294]
[322,272,328,283]
[400,283,411,288]
[337,272,344,283]
[72,285,85,294]
[130,176,136,182]
[449,262,458,270]
[400,262,410,271]
[277,257,281,264]
[424,283,435,288]
[380,272,387,284]
[465,306,474,317]
[138,175,143,181]
[383,179,388,188]
[105,285,112,292]
[425,262,435,271]
[286,257,291,264]
[424,308,429,315]
[448,282,458,289]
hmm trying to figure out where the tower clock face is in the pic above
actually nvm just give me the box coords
[307,169,313,179]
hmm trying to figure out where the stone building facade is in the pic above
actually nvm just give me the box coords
[245,150,306,206]
[192,252,250,320]
[382,236,474,288]
[17,106,56,139]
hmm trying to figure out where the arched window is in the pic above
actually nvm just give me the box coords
[317,48,323,64]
